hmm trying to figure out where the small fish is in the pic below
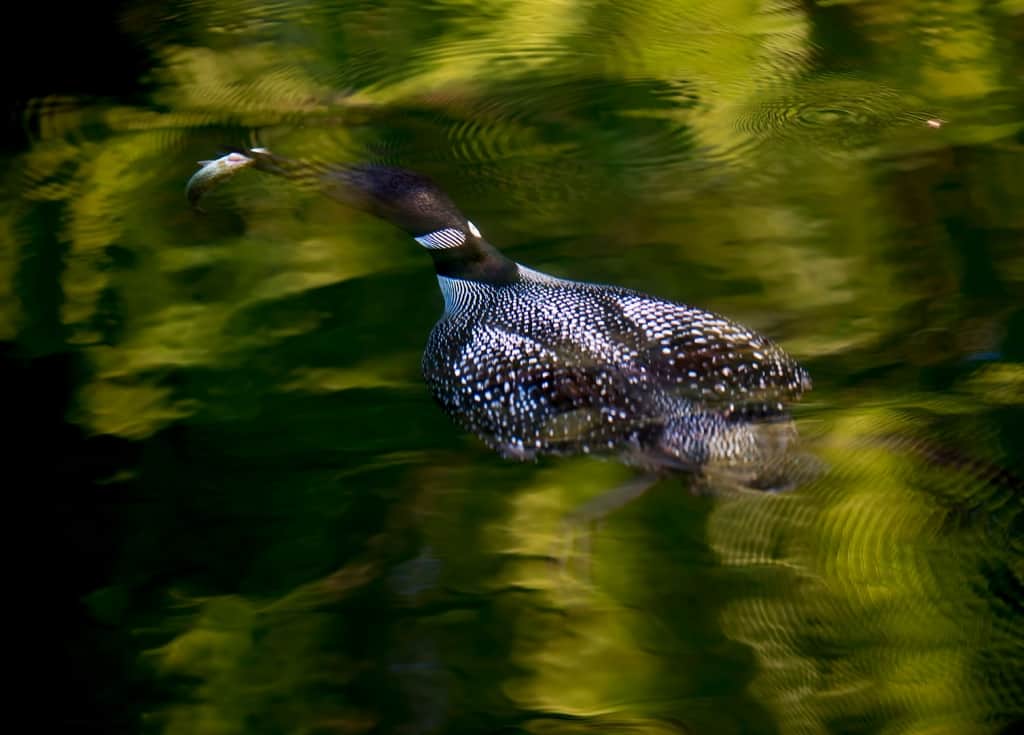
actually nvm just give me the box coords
[186,151,255,211]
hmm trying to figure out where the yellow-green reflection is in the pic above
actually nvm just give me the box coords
[5,0,1023,733]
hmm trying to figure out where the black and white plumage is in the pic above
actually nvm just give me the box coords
[188,149,811,479]
[425,265,809,473]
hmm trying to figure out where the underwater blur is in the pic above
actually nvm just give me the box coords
[5,1,1023,734]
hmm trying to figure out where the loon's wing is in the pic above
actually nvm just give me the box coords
[605,288,811,411]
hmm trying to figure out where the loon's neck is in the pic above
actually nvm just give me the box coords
[425,237,520,284]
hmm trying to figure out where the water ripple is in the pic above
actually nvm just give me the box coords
[728,76,939,160]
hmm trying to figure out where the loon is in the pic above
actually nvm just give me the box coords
[188,148,811,485]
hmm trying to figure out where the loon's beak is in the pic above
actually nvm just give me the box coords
[244,147,383,216]
[245,147,308,179]
[185,146,368,215]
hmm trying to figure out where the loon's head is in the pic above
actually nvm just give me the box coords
[327,165,482,250]
[246,149,514,281]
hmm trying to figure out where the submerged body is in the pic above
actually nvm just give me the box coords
[187,148,811,484]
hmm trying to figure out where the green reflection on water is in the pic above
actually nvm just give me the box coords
[5,0,1024,733]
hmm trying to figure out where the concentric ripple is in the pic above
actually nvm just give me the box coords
[729,76,940,160]
[709,402,1024,734]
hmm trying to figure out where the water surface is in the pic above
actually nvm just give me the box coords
[5,1,1023,733]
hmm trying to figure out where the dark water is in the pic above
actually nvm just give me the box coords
[6,1,1024,733]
